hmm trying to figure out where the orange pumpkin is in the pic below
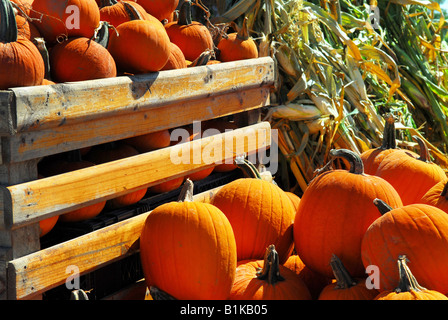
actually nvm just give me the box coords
[140,179,237,300]
[217,17,258,62]
[230,245,311,300]
[99,0,155,27]
[37,175,59,237]
[125,129,172,152]
[15,14,41,40]
[126,0,178,21]
[285,191,300,212]
[294,149,403,278]
[375,255,448,300]
[419,178,448,213]
[161,42,188,70]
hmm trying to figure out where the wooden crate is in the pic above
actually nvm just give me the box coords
[0,57,275,300]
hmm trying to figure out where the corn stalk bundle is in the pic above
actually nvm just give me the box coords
[206,0,448,193]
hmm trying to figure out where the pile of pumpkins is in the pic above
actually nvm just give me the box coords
[140,115,448,300]
[1,0,259,90]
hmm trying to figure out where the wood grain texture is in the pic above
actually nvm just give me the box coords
[7,185,224,300]
[3,122,271,229]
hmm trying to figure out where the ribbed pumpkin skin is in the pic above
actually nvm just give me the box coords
[16,15,41,40]
[375,290,448,300]
[360,148,400,175]
[376,150,446,205]
[293,170,403,278]
[0,37,45,89]
[50,37,117,82]
[108,19,170,73]
[140,201,237,300]
[31,0,100,44]
[419,179,448,213]
[217,33,258,62]
[230,259,312,300]
[161,42,188,70]
[211,178,296,264]
[361,204,448,293]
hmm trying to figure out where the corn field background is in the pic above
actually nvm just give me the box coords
[197,0,448,194]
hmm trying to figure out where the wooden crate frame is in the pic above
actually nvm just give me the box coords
[0,57,275,300]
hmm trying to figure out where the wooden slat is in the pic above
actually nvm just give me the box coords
[4,57,274,134]
[2,86,270,163]
[3,122,271,229]
[7,185,225,300]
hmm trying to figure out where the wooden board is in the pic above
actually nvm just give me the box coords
[2,122,271,229]
[7,184,225,300]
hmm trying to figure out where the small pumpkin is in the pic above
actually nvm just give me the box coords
[375,255,448,300]
[293,149,403,278]
[217,17,258,62]
[148,176,184,193]
[318,254,378,300]
[50,36,117,82]
[230,245,311,300]
[140,179,237,300]
[376,135,446,205]
[361,199,448,293]
[164,0,214,62]
[161,42,188,70]
[124,129,172,153]
[0,0,45,89]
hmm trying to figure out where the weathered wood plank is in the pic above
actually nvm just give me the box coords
[2,86,270,163]
[3,122,271,229]
[7,57,274,134]
[0,91,15,136]
[7,184,224,300]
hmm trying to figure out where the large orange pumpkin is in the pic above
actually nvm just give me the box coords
[230,245,311,300]
[126,0,178,21]
[140,179,237,300]
[362,200,448,293]
[108,18,171,73]
[294,149,403,278]
[0,0,45,89]
[164,0,214,62]
[375,255,448,300]
[211,160,296,264]
[50,37,117,82]
[31,0,100,44]
[376,135,446,205]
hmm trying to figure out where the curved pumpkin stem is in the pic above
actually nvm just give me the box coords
[330,254,357,289]
[188,49,213,67]
[33,37,51,80]
[178,0,193,26]
[395,255,426,293]
[380,113,397,150]
[237,17,250,41]
[412,135,431,163]
[256,245,285,285]
[178,178,194,202]
[373,198,393,215]
[122,1,144,20]
[0,0,18,43]
[235,155,262,179]
[329,148,364,175]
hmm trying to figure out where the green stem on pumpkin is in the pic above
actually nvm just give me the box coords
[373,198,393,215]
[122,1,143,20]
[256,245,285,285]
[412,135,431,163]
[177,178,194,202]
[235,155,262,179]
[329,148,364,174]
[379,113,397,150]
[93,21,110,48]
[237,17,250,41]
[33,37,51,80]
[330,254,358,289]
[395,255,426,293]
[178,0,193,26]
[0,0,18,43]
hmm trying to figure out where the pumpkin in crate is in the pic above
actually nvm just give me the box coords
[99,0,156,28]
[50,36,117,82]
[161,42,188,70]
[140,179,237,300]
[0,0,45,89]
[361,199,448,294]
[419,179,448,213]
[293,149,403,279]
[108,18,171,73]
[164,0,213,62]
[31,0,100,44]
[211,159,296,264]
[36,175,59,237]
[375,135,446,205]
[86,143,148,208]
[126,0,178,21]
[217,17,258,62]
[360,113,417,175]
[318,255,378,300]
[124,129,172,153]
[375,255,448,300]
[230,245,311,300]
[148,176,184,193]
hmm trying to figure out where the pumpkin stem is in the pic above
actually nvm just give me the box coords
[395,255,426,293]
[0,0,18,43]
[256,245,285,285]
[440,181,448,200]
[178,178,194,202]
[33,37,51,80]
[412,135,431,163]
[373,198,393,215]
[100,0,118,8]
[329,148,364,175]
[330,254,358,289]
[178,0,193,26]
[236,17,250,41]
[123,1,144,20]
[380,114,397,150]
[93,21,111,48]
[188,49,213,67]
[149,286,177,300]
[235,155,262,179]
